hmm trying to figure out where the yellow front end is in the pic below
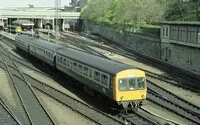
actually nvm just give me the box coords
[16,27,22,33]
[113,69,147,103]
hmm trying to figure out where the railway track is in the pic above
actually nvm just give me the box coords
[25,73,126,125]
[12,49,157,125]
[1,36,159,125]
[147,86,200,124]
[2,33,199,124]
[0,44,55,125]
[0,98,21,125]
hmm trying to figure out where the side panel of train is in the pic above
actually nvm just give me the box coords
[15,38,29,52]
[55,53,114,99]
[29,43,55,66]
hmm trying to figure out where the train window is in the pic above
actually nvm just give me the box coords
[73,62,77,71]
[89,69,92,78]
[129,78,137,90]
[83,67,89,76]
[48,52,50,59]
[94,71,100,82]
[137,78,145,89]
[118,79,128,91]
[50,53,53,59]
[57,56,59,63]
[63,58,66,65]
[60,57,62,64]
[69,60,72,68]
[101,74,108,86]
[78,64,82,74]
[66,58,69,67]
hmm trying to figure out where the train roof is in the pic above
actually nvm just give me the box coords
[57,47,135,75]
[30,38,63,52]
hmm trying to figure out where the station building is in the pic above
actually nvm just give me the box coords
[160,22,200,73]
[0,7,80,32]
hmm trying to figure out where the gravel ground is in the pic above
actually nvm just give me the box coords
[19,64,86,103]
[0,68,30,124]
[33,88,96,125]
[148,77,200,107]
[0,68,17,108]
[142,101,195,125]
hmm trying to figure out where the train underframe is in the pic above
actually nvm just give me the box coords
[118,100,143,114]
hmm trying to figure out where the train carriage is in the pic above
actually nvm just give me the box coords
[15,35,34,52]
[56,47,147,109]
[14,34,147,111]
[28,39,63,67]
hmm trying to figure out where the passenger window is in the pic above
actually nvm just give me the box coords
[48,52,50,59]
[89,69,92,78]
[73,62,77,71]
[51,54,53,59]
[57,56,59,63]
[101,74,108,86]
[63,58,66,65]
[83,67,89,76]
[78,64,82,74]
[69,60,73,69]
[94,71,100,82]
[66,59,69,67]
[60,57,62,64]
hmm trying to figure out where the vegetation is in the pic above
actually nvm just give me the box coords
[81,0,200,36]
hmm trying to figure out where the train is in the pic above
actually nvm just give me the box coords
[15,34,147,112]
[6,25,22,34]
[6,20,34,34]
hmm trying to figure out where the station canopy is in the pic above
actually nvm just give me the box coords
[12,20,34,26]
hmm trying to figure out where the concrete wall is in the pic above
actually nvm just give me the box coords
[84,22,161,59]
[161,39,200,73]
[84,21,200,75]
[160,24,200,74]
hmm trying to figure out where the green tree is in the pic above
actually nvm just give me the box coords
[81,0,165,26]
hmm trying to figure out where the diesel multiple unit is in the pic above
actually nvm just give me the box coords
[15,35,147,110]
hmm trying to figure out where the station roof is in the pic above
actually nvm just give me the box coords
[160,21,200,26]
[0,7,80,19]
[12,20,34,26]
